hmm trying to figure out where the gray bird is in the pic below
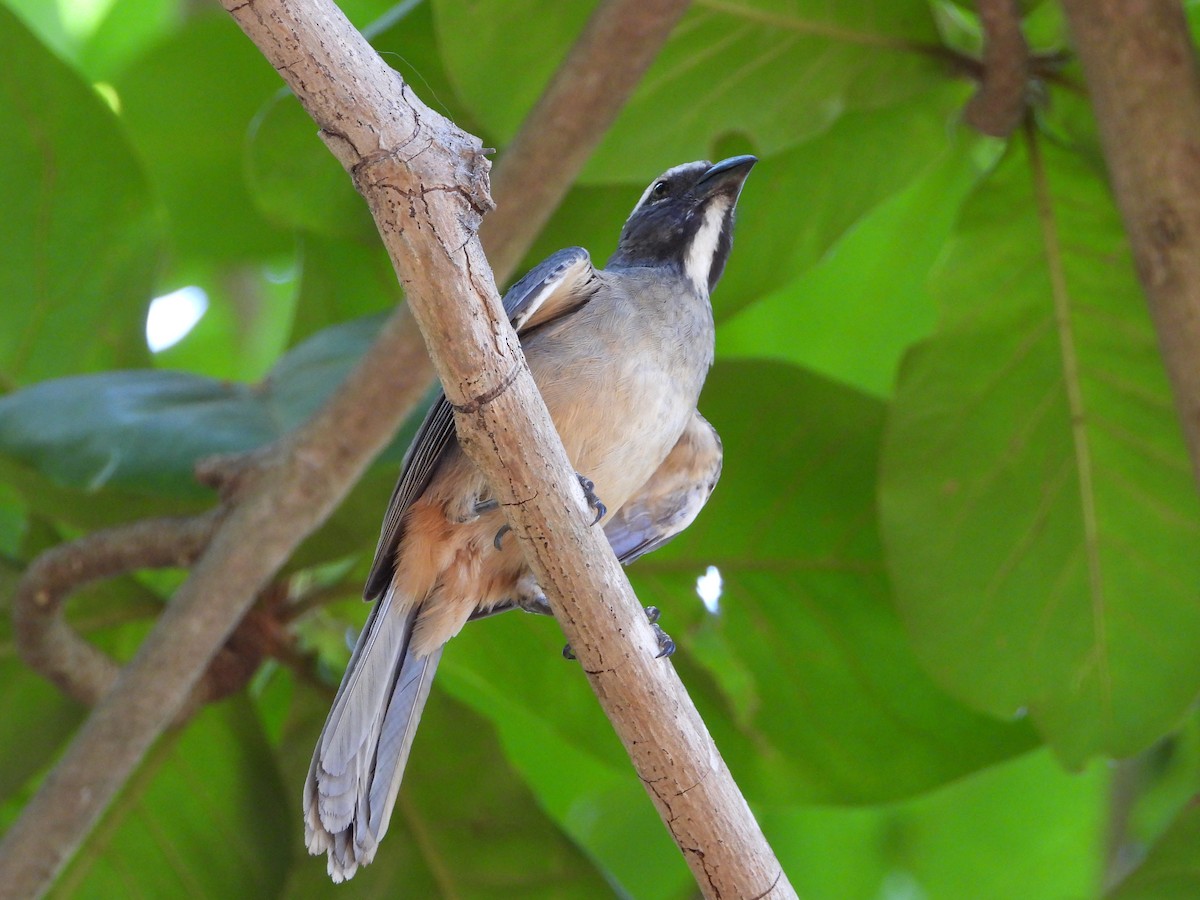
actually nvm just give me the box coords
[304,155,756,881]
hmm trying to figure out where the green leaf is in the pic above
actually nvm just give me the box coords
[0,665,85,806]
[78,0,181,81]
[49,699,292,899]
[0,5,161,388]
[113,12,291,260]
[290,236,400,344]
[246,0,479,240]
[765,748,1107,900]
[718,123,993,394]
[0,312,436,563]
[0,315,392,500]
[1110,799,1200,899]
[247,92,375,240]
[435,0,945,184]
[880,137,1200,764]
[149,261,300,382]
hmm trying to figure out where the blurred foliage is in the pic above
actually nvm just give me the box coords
[1,0,1198,896]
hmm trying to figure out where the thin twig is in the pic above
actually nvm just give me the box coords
[12,512,222,707]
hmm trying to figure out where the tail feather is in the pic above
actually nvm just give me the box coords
[303,586,441,882]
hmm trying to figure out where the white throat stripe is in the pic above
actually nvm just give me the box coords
[685,201,728,295]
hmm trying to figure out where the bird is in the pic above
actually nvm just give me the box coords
[304,155,756,881]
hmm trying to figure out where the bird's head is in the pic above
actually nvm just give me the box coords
[609,155,757,296]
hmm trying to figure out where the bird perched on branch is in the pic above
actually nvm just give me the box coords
[304,155,756,881]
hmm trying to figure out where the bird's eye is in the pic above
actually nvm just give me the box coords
[651,180,670,200]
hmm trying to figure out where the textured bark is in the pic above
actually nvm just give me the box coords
[0,0,792,897]
[0,307,432,898]
[226,0,791,896]
[1061,0,1200,489]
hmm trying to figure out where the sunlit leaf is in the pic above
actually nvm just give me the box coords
[113,12,290,260]
[435,0,945,183]
[0,5,160,387]
[881,137,1200,764]
[49,699,292,898]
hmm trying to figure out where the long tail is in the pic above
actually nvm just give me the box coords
[303,586,441,882]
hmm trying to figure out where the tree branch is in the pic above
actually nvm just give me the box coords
[0,0,740,896]
[963,0,1029,136]
[0,308,433,896]
[223,0,791,895]
[1060,0,1200,489]
[11,512,221,707]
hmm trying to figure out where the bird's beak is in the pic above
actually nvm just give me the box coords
[696,155,757,197]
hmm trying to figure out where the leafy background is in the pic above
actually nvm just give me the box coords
[1,0,1199,896]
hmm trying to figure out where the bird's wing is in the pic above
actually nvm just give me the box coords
[603,410,723,565]
[362,247,597,600]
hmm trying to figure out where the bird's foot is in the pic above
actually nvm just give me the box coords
[493,523,511,551]
[576,473,606,525]
[517,592,553,616]
[562,606,674,660]
[493,474,604,549]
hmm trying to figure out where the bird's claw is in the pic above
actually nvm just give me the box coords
[494,474,603,549]
[562,606,673,660]
[576,474,606,525]
[493,523,511,551]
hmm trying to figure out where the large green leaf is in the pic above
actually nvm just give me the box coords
[48,698,292,899]
[113,12,291,260]
[0,5,160,388]
[0,311,438,565]
[0,315,394,501]
[765,748,1106,900]
[718,124,992,394]
[435,0,945,183]
[637,360,1037,803]
[880,137,1200,765]
[289,235,401,344]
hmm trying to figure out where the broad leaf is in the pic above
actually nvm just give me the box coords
[434,0,945,183]
[764,748,1106,900]
[113,12,291,260]
[718,125,992,394]
[881,137,1200,764]
[48,699,292,899]
[0,5,160,387]
[0,315,398,501]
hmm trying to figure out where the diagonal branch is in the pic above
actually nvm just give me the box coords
[223,0,790,896]
[0,0,720,896]
[0,306,434,897]
[1060,1,1200,491]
